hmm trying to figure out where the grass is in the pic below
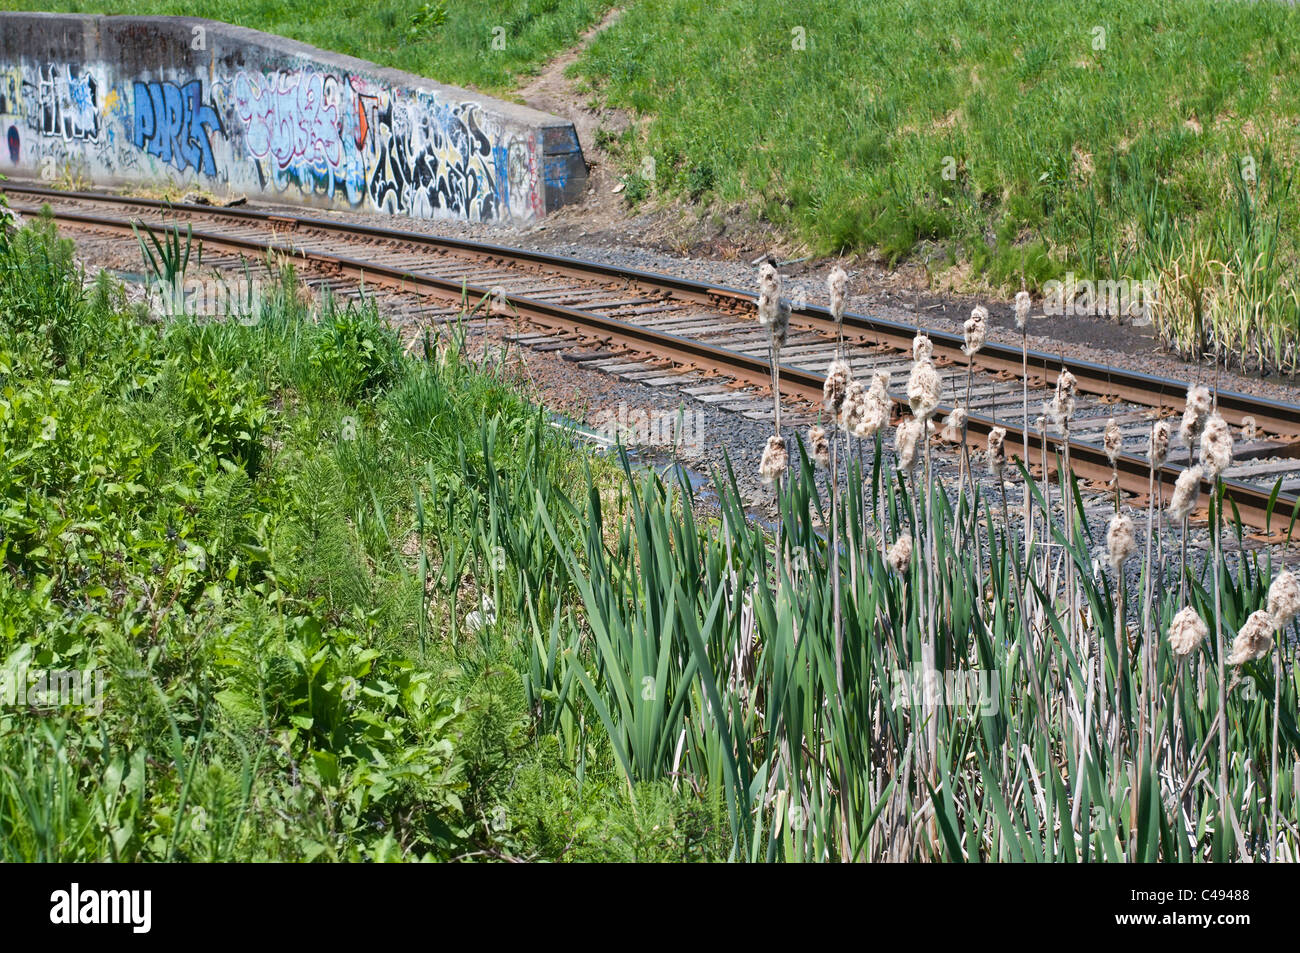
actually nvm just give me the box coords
[0,210,727,861]
[6,0,615,94]
[576,0,1300,370]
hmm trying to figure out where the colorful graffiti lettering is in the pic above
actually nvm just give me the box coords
[368,97,498,221]
[28,63,100,141]
[132,79,222,175]
[230,68,368,204]
[6,124,17,163]
[233,69,342,172]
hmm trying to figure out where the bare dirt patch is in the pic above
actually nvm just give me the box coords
[515,7,631,234]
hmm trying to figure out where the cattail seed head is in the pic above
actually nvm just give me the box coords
[1267,569,1300,627]
[828,266,848,325]
[1014,290,1031,331]
[1179,384,1211,448]
[1105,513,1137,572]
[868,371,890,400]
[1228,609,1274,665]
[1103,417,1122,467]
[912,332,933,364]
[839,379,867,432]
[823,358,851,415]
[766,297,790,349]
[907,359,941,421]
[988,426,1007,480]
[895,415,923,471]
[1150,419,1171,466]
[856,392,891,438]
[963,306,988,356]
[1198,413,1232,479]
[756,261,783,332]
[1047,369,1077,431]
[887,535,913,573]
[1167,465,1203,523]
[808,425,831,469]
[942,406,968,443]
[757,289,779,328]
[1241,416,1258,441]
[759,434,788,485]
[1167,606,1208,657]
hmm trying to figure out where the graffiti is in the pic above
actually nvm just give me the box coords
[368,97,499,221]
[0,67,21,116]
[26,63,100,141]
[229,68,368,203]
[233,69,341,172]
[131,79,222,175]
[500,136,540,219]
[0,36,565,223]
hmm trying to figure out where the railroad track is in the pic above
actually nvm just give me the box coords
[6,182,1300,535]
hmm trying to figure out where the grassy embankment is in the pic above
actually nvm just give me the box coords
[578,0,1300,372]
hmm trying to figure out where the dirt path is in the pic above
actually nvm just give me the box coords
[516,6,631,232]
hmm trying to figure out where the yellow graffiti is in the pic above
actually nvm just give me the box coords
[101,87,119,114]
[0,66,22,117]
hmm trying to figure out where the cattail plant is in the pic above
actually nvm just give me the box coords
[895,415,923,473]
[1266,569,1299,859]
[887,535,912,573]
[1015,291,1032,550]
[1104,512,1137,758]
[1228,610,1273,665]
[1103,418,1122,511]
[957,306,987,507]
[759,434,788,485]
[757,261,790,432]
[1200,412,1234,834]
[1140,418,1171,758]
[1046,368,1079,651]
[828,265,848,354]
[808,425,831,470]
[1179,384,1211,449]
[1168,605,1208,657]
[907,341,943,782]
[1166,604,1209,769]
[987,426,1008,525]
[1169,463,1202,606]
[812,417,843,698]
[1151,418,1171,565]
[942,406,968,445]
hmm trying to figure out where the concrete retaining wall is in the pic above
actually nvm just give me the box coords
[0,13,587,222]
